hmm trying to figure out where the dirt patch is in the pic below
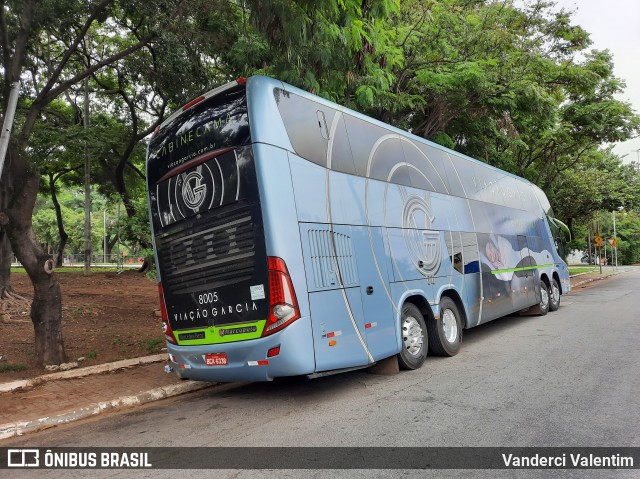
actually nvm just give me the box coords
[0,270,163,380]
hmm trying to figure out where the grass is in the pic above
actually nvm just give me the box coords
[0,363,27,372]
[85,350,97,359]
[145,338,164,353]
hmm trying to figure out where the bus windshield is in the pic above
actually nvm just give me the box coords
[147,84,250,188]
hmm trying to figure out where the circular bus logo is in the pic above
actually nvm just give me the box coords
[181,171,207,211]
[402,194,441,277]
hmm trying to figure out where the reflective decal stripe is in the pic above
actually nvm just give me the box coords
[248,360,269,366]
[490,264,554,275]
[326,111,374,363]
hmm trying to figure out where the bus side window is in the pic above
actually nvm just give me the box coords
[343,114,391,177]
[275,88,334,167]
[330,114,357,176]
[460,232,480,274]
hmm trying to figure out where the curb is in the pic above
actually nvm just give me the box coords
[0,354,167,394]
[0,380,216,440]
[571,269,626,288]
[568,271,592,278]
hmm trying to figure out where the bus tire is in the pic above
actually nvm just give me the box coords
[428,297,462,357]
[398,302,428,370]
[549,278,561,312]
[538,280,550,316]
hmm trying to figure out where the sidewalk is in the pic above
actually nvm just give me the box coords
[0,267,628,441]
[569,266,626,289]
[0,356,216,440]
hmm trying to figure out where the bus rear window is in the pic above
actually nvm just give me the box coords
[147,85,250,186]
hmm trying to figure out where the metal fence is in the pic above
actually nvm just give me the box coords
[11,253,145,268]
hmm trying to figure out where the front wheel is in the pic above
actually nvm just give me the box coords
[538,280,550,316]
[549,278,561,312]
[428,297,462,356]
[398,303,428,370]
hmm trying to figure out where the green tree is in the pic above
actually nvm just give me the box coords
[0,0,207,365]
[376,0,639,191]
[615,211,640,265]
[548,151,640,239]
[238,0,401,108]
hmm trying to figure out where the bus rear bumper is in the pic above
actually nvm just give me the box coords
[166,316,315,382]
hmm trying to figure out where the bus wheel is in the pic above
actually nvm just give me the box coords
[428,297,462,357]
[549,278,561,312]
[538,280,550,316]
[398,303,427,370]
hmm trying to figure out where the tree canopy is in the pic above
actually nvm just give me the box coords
[1,0,639,365]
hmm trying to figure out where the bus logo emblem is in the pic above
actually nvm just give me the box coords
[402,193,441,277]
[181,171,207,211]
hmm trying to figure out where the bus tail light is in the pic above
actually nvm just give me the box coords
[267,346,281,357]
[262,257,300,337]
[182,95,205,111]
[158,283,177,344]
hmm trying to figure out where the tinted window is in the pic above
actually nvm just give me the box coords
[446,231,464,275]
[439,151,465,197]
[343,114,390,177]
[275,88,335,167]
[368,135,406,183]
[147,85,249,186]
[460,232,480,274]
[403,141,450,194]
[518,183,541,214]
[531,183,552,215]
[448,154,479,200]
[329,114,357,175]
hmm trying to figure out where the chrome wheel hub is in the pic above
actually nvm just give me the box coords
[541,286,549,309]
[442,308,458,343]
[552,283,560,304]
[402,315,424,357]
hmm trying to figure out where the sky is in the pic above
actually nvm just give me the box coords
[551,0,640,163]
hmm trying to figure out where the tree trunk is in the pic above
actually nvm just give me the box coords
[567,217,575,244]
[0,187,28,308]
[50,174,68,268]
[2,145,66,365]
[0,167,12,297]
[0,232,13,297]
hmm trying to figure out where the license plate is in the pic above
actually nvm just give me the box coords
[204,353,228,366]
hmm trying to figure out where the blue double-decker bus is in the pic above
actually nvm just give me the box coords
[146,76,570,382]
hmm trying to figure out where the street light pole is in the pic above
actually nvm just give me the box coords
[83,77,91,274]
[0,81,20,179]
[612,210,618,269]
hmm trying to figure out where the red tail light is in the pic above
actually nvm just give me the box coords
[158,283,177,344]
[262,257,300,337]
[267,346,281,357]
[182,95,205,111]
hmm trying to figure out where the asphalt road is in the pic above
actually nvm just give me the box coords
[4,268,640,479]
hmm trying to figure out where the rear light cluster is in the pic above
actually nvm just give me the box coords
[158,283,177,344]
[181,95,205,111]
[158,257,300,344]
[262,257,300,337]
